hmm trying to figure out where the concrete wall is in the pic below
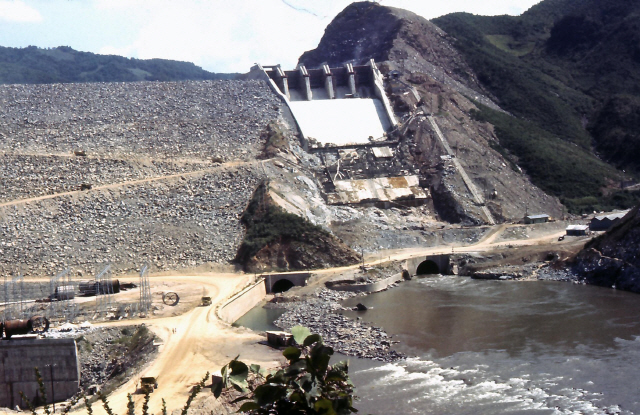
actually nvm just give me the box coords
[0,338,79,409]
[218,280,267,324]
[264,272,311,294]
[329,273,404,293]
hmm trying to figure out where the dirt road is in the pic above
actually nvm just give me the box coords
[0,160,249,209]
[72,274,282,415]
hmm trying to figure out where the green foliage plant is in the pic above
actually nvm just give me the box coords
[20,367,208,415]
[214,326,358,415]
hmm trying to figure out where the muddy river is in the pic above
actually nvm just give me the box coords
[237,276,640,414]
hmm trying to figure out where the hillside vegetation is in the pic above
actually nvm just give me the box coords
[433,0,640,211]
[0,45,237,84]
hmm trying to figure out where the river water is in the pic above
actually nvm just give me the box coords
[236,276,640,414]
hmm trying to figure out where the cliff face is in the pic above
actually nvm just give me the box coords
[573,205,640,292]
[299,2,562,223]
[235,182,359,273]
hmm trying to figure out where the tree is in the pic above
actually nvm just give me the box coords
[214,326,358,415]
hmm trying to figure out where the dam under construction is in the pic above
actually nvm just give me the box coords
[250,60,431,209]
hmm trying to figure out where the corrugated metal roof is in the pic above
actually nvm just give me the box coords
[566,225,588,231]
[526,214,550,220]
[594,210,629,221]
[372,147,393,158]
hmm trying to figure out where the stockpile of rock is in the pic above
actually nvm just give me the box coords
[0,80,281,160]
[51,325,158,390]
[0,164,264,276]
[0,154,212,202]
[274,289,404,362]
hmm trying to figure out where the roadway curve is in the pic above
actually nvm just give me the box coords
[72,274,282,415]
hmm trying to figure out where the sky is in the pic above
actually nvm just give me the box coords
[0,0,542,73]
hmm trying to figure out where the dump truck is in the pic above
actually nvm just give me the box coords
[140,376,158,393]
[201,296,212,306]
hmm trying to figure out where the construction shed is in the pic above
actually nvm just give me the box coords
[590,211,629,231]
[524,214,550,224]
[566,225,589,236]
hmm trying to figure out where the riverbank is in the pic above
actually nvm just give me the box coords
[269,287,404,362]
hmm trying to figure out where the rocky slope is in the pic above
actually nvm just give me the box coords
[434,0,640,210]
[573,204,640,293]
[299,2,562,223]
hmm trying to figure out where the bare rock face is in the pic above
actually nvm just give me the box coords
[235,182,360,273]
[244,233,360,273]
[573,205,640,292]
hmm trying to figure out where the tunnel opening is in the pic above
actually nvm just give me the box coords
[272,279,295,293]
[416,260,440,275]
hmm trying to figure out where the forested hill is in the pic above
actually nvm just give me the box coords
[0,45,238,84]
[433,0,640,182]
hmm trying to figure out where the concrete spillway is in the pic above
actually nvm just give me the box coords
[288,98,390,146]
[251,60,397,150]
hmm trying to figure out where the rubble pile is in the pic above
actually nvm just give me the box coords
[0,80,282,161]
[0,164,265,276]
[0,154,211,202]
[274,289,404,362]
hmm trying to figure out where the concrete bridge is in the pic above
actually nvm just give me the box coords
[263,272,312,294]
[405,254,452,276]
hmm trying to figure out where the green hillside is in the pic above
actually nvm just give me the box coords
[0,45,238,84]
[434,0,640,212]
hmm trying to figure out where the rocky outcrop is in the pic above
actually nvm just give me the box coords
[243,232,360,273]
[573,205,640,292]
[235,182,360,273]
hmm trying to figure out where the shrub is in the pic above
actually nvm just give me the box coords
[214,326,357,415]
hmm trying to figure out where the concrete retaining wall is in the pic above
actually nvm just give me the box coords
[218,280,267,324]
[329,272,404,293]
[0,338,79,409]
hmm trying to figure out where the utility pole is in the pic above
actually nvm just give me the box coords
[46,364,56,413]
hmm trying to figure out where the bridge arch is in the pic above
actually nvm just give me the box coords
[271,279,295,293]
[264,272,311,293]
[416,260,440,275]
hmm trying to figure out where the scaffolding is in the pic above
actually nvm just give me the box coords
[48,268,79,323]
[139,265,152,314]
[95,265,113,315]
[3,273,26,321]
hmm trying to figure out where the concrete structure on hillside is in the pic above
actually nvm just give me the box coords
[0,338,80,409]
[328,176,428,207]
[249,59,431,210]
[249,60,397,149]
[590,210,629,231]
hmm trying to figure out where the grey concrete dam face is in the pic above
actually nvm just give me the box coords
[0,338,79,409]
